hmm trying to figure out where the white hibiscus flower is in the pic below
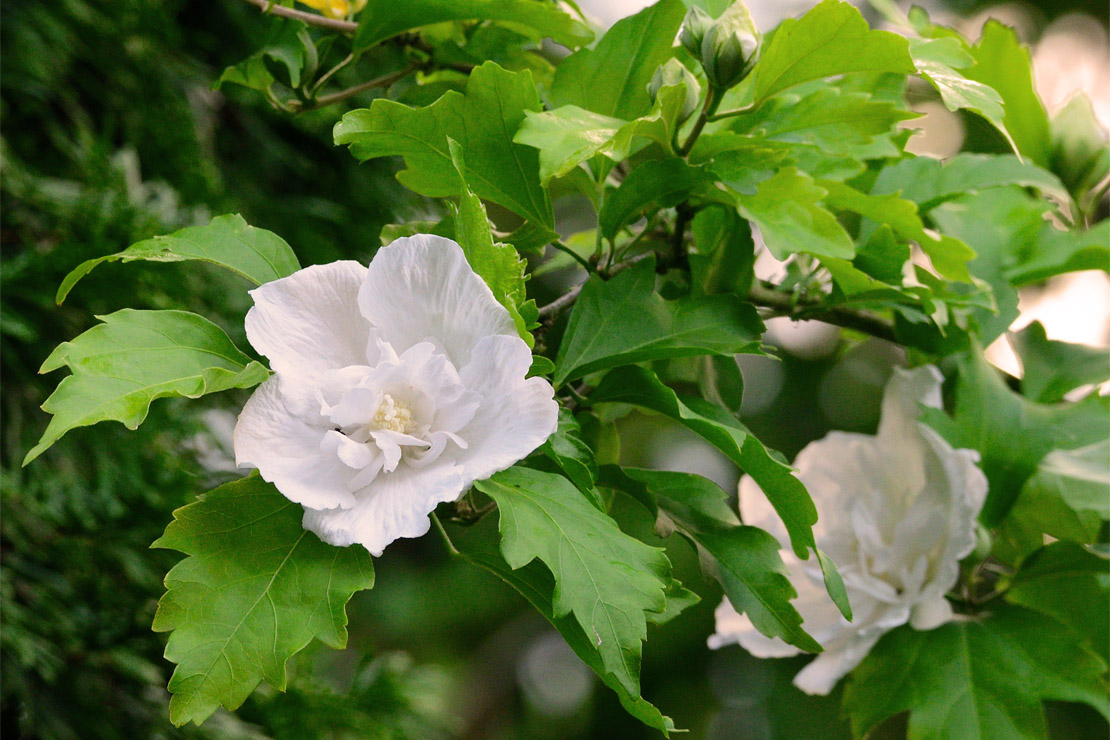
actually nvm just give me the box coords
[233,234,559,556]
[709,366,988,695]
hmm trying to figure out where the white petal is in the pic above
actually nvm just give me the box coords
[245,261,371,381]
[234,377,356,510]
[358,235,517,367]
[707,597,803,657]
[910,596,954,630]
[876,365,944,444]
[793,633,881,696]
[302,462,465,556]
[455,335,559,484]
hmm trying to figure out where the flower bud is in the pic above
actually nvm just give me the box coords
[679,6,715,59]
[648,59,702,123]
[697,1,762,90]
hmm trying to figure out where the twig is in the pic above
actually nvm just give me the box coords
[748,282,896,343]
[551,241,594,273]
[537,251,655,320]
[538,284,583,319]
[677,85,720,157]
[299,64,418,111]
[429,512,460,557]
[242,0,357,32]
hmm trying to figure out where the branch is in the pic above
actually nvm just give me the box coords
[748,282,896,343]
[242,0,357,32]
[537,252,654,320]
[298,64,418,111]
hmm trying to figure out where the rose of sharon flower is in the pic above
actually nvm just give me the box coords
[709,366,987,695]
[233,235,559,556]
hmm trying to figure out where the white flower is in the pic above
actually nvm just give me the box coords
[233,235,559,556]
[709,366,987,695]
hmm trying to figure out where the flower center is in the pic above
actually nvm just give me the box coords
[370,394,414,434]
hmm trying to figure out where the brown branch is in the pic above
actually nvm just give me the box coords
[747,282,896,343]
[242,0,357,33]
[298,64,418,111]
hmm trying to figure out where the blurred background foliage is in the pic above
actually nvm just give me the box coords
[1,1,1106,738]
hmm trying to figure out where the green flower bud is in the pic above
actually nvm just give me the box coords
[679,6,715,59]
[971,523,993,562]
[699,1,761,89]
[648,58,702,123]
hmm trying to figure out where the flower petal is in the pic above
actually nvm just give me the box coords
[793,633,881,696]
[358,235,516,367]
[245,260,371,380]
[302,462,465,556]
[234,377,357,510]
[876,365,944,444]
[455,334,559,484]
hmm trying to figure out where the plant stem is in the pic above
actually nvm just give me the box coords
[243,0,357,32]
[551,241,595,274]
[748,282,896,343]
[310,52,355,96]
[429,512,460,557]
[299,64,418,111]
[707,104,754,122]
[538,284,583,319]
[677,85,721,157]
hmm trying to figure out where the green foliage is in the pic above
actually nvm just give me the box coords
[844,605,1109,740]
[335,61,554,237]
[354,0,593,51]
[750,0,914,106]
[475,466,673,697]
[734,167,855,260]
[446,139,533,344]
[25,309,269,465]
[549,0,687,121]
[590,366,820,559]
[963,21,1052,166]
[923,349,1109,528]
[1005,541,1110,657]
[554,257,764,386]
[451,515,677,735]
[540,408,600,496]
[606,467,821,651]
[57,214,303,303]
[1011,321,1110,403]
[153,476,375,726]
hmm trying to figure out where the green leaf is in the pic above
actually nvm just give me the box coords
[964,21,1052,167]
[922,348,1110,526]
[612,467,822,652]
[553,257,764,387]
[1011,321,1110,404]
[451,515,676,734]
[216,19,313,94]
[735,167,855,260]
[24,310,269,465]
[844,605,1109,740]
[729,86,916,159]
[514,106,648,183]
[599,158,717,241]
[474,466,671,696]
[152,476,375,726]
[445,138,532,345]
[819,179,975,282]
[589,366,818,558]
[910,37,1013,151]
[751,0,914,106]
[334,61,554,231]
[354,0,593,51]
[57,214,301,303]
[515,71,692,183]
[549,0,687,120]
[1050,93,1110,209]
[871,153,1068,212]
[1005,542,1110,657]
[1005,219,1110,287]
[540,409,600,495]
[1023,441,1110,522]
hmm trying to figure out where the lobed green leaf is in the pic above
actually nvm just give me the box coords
[25,309,269,465]
[153,476,375,726]
[57,214,301,303]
